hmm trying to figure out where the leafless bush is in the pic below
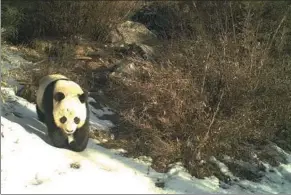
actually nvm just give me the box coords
[103,1,291,179]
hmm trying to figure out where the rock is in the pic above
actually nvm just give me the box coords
[70,162,81,169]
[139,44,155,60]
[112,20,158,45]
[109,21,160,60]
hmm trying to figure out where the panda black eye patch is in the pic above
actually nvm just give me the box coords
[54,92,65,102]
[60,116,67,124]
[74,117,80,124]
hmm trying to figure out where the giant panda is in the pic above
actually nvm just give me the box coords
[36,74,90,152]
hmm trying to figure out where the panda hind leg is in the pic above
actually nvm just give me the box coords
[36,105,45,123]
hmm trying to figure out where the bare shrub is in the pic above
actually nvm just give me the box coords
[103,1,291,180]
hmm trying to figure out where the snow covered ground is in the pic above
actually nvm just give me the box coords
[1,87,291,194]
[1,44,291,194]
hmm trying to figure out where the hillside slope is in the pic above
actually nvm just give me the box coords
[1,43,291,194]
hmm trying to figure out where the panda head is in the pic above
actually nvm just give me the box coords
[52,89,88,135]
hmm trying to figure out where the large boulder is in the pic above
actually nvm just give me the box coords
[111,20,158,45]
[109,21,159,60]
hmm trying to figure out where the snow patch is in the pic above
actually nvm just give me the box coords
[1,87,291,194]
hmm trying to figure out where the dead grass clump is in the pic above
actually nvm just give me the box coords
[104,45,290,180]
[104,59,222,176]
[102,2,291,179]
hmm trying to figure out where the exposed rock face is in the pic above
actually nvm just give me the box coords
[119,21,158,45]
[110,20,160,60]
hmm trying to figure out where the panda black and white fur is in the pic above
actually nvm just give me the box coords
[36,74,90,152]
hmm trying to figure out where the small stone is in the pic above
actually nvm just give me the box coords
[70,162,81,169]
[155,181,165,188]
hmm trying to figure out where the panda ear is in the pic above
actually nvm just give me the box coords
[78,92,88,103]
[54,92,65,102]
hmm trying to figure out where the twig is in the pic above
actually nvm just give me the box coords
[74,56,92,60]
[195,90,224,160]
[267,15,287,51]
[201,52,211,94]
[33,59,47,66]
[229,2,237,44]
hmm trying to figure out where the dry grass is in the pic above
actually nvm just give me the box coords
[4,0,291,182]
[101,35,290,179]
[101,2,291,180]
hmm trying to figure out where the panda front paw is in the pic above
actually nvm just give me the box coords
[68,140,87,152]
[49,131,67,148]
